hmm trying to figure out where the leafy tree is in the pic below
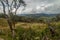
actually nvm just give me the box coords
[56,14,60,21]
[0,13,5,18]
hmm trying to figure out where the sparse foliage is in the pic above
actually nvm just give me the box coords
[0,0,26,40]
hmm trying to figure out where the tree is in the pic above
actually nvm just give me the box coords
[0,0,26,40]
[56,14,60,21]
[0,13,5,18]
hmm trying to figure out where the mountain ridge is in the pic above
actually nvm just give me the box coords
[17,13,59,18]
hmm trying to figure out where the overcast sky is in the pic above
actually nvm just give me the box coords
[0,0,60,14]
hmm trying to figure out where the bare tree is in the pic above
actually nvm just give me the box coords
[0,0,26,40]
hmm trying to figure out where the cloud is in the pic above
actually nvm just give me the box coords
[0,0,60,14]
[22,0,60,14]
[0,6,3,13]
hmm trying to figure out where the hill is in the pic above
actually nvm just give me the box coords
[17,13,58,18]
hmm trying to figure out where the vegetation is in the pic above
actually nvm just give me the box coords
[0,0,60,40]
[0,0,26,40]
[0,18,60,40]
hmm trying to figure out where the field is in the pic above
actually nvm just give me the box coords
[0,18,60,40]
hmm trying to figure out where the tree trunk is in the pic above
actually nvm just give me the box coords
[7,19,16,40]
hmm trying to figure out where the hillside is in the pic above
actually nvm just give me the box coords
[18,13,58,18]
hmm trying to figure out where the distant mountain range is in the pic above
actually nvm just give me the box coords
[17,13,59,18]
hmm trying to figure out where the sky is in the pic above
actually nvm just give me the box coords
[0,0,60,14]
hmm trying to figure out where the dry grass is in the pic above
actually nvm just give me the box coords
[0,18,47,31]
[0,18,9,29]
[0,18,60,40]
[16,22,48,32]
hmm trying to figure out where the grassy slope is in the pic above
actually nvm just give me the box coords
[0,18,9,29]
[0,18,60,40]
